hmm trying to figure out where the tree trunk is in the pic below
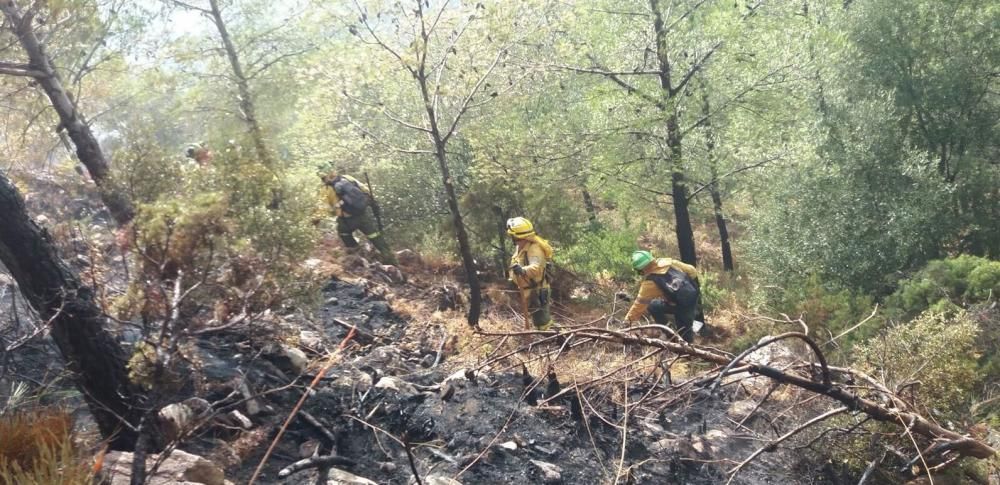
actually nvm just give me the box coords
[581,186,598,226]
[0,1,134,226]
[650,0,697,265]
[710,185,734,271]
[433,142,482,327]
[207,0,273,168]
[493,205,510,279]
[701,83,733,271]
[667,114,697,265]
[0,171,141,448]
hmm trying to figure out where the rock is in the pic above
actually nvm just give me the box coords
[726,400,758,421]
[159,402,196,442]
[648,437,680,455]
[324,467,377,485]
[303,258,324,270]
[439,382,455,401]
[378,461,397,473]
[104,450,226,485]
[325,296,340,306]
[530,459,562,484]
[395,249,421,266]
[425,474,463,485]
[300,330,324,349]
[368,301,392,317]
[420,354,435,368]
[374,376,419,395]
[377,264,405,284]
[226,410,252,429]
[279,345,310,374]
[499,441,518,451]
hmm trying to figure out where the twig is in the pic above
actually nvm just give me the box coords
[277,455,356,479]
[299,410,337,445]
[613,380,629,485]
[247,327,357,485]
[726,406,849,484]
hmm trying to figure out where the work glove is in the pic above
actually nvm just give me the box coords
[511,263,526,276]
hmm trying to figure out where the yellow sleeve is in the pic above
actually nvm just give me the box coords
[522,243,547,282]
[625,280,661,322]
[672,260,699,281]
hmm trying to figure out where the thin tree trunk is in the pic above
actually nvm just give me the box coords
[710,186,734,271]
[701,83,733,271]
[493,205,510,279]
[0,171,141,448]
[207,0,272,168]
[650,0,697,265]
[416,73,482,327]
[581,187,598,225]
[0,1,134,226]
[667,116,697,265]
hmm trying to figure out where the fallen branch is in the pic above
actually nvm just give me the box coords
[727,406,849,484]
[277,454,356,478]
[248,326,357,485]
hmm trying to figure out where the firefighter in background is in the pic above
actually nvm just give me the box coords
[319,169,397,265]
[507,217,555,330]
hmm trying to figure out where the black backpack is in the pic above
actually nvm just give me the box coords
[646,267,698,308]
[331,176,370,215]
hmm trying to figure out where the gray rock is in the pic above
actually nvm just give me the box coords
[324,467,377,485]
[104,450,226,485]
[395,249,422,266]
[425,474,462,485]
[530,459,562,484]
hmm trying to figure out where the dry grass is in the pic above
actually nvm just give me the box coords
[0,408,93,485]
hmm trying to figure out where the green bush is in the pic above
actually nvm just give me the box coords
[561,227,638,284]
[887,255,1000,318]
[854,310,979,418]
[770,275,877,351]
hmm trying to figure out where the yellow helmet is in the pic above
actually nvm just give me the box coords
[506,217,535,238]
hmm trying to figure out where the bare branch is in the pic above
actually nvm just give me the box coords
[164,0,211,15]
[0,60,44,77]
[670,41,723,97]
[726,406,850,484]
[441,48,505,144]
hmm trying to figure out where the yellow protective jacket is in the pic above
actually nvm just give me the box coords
[625,258,699,322]
[319,174,370,217]
[509,237,552,290]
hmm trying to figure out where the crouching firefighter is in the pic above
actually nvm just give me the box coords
[624,250,703,343]
[507,217,555,331]
[319,169,397,265]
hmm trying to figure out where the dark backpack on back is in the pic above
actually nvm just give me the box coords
[331,177,370,215]
[646,267,698,308]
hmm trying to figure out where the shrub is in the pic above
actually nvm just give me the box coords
[887,255,1000,318]
[561,227,639,284]
[770,275,877,352]
[854,310,979,418]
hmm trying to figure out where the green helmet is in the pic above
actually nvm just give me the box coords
[631,250,655,272]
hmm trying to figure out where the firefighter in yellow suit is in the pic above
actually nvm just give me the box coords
[507,217,554,330]
[625,250,702,342]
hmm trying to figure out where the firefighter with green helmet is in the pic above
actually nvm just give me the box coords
[318,169,397,265]
[625,250,702,342]
[507,217,555,331]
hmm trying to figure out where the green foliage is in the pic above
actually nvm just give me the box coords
[887,256,1000,318]
[773,275,877,351]
[561,227,638,284]
[855,310,979,418]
